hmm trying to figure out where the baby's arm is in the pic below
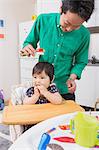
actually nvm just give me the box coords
[44,91,62,104]
[37,85,62,105]
[23,87,40,105]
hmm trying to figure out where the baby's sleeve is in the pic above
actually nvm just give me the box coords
[26,87,34,97]
[49,84,59,93]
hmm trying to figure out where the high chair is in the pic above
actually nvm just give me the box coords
[2,83,84,125]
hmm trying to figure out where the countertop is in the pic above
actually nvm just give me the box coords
[87,63,99,66]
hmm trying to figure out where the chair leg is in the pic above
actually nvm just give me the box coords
[9,125,24,142]
[94,98,99,111]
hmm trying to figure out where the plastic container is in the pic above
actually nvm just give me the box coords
[70,112,99,147]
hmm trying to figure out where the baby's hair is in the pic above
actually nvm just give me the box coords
[32,62,54,82]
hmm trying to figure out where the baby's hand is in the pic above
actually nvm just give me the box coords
[34,86,40,97]
[37,85,48,96]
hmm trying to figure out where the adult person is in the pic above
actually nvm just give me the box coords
[20,0,94,101]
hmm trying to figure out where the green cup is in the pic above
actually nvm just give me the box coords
[70,112,99,147]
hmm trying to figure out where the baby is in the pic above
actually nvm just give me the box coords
[11,62,62,105]
[23,62,62,105]
[10,62,62,142]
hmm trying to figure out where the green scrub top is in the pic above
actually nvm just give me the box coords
[23,13,90,94]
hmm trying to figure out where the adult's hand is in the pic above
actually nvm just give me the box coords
[20,44,36,57]
[66,78,76,94]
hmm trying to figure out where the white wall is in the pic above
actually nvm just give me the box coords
[0,0,36,100]
[37,0,61,15]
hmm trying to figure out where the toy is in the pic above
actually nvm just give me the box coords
[53,136,75,143]
[47,143,64,150]
[38,133,51,150]
[58,125,70,130]
[38,127,56,150]
[47,127,56,134]
[36,48,45,55]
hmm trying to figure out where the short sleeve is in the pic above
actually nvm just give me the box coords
[26,87,34,97]
[48,84,59,93]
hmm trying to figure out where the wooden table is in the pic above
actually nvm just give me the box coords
[2,100,84,125]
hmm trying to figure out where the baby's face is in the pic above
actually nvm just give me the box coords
[33,71,51,88]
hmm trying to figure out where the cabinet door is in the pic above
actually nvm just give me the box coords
[19,21,34,49]
[75,66,97,107]
[20,58,38,83]
[19,21,38,84]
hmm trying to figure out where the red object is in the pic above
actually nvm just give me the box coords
[36,48,44,52]
[53,136,75,143]
[0,34,4,39]
[59,125,70,130]
[96,116,99,120]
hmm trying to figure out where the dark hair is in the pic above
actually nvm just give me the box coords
[32,62,54,82]
[61,0,94,21]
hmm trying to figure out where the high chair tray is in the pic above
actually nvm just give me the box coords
[2,100,84,125]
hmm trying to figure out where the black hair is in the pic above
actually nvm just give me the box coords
[32,62,54,82]
[61,0,94,21]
